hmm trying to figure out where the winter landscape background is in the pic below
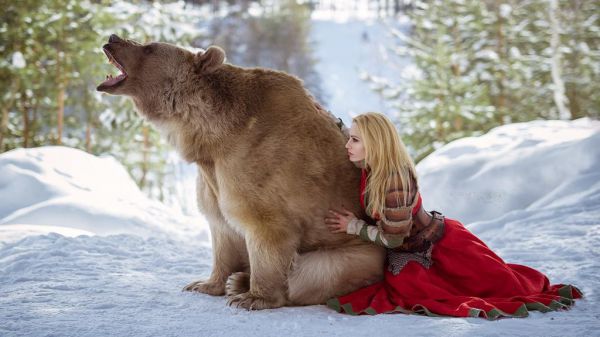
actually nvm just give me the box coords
[1,1,599,336]
[1,118,598,337]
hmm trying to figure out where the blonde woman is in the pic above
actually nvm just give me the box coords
[324,112,582,319]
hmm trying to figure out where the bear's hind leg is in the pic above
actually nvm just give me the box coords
[287,242,385,305]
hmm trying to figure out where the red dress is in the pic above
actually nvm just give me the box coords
[327,169,583,319]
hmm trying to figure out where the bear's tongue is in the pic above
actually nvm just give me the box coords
[101,73,127,87]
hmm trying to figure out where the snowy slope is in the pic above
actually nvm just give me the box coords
[0,146,208,246]
[0,119,598,337]
[417,118,600,224]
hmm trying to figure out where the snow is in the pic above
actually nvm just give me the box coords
[1,118,598,337]
[0,146,208,245]
[11,51,26,69]
[417,118,600,224]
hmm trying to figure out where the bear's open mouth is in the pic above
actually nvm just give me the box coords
[99,47,127,88]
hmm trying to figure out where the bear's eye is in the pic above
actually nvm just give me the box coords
[143,45,154,54]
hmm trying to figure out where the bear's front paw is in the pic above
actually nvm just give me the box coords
[226,291,287,310]
[225,272,250,297]
[182,279,225,296]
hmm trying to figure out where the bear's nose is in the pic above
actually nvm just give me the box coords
[109,34,122,43]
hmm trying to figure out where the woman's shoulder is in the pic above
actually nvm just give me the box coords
[386,171,417,190]
[385,172,418,207]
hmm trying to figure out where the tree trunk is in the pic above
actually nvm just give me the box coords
[565,0,582,119]
[57,87,64,145]
[451,22,462,131]
[84,87,92,153]
[1,77,20,151]
[0,106,8,151]
[549,0,571,119]
[436,95,444,140]
[30,97,39,147]
[495,1,506,124]
[57,83,65,145]
[21,97,29,148]
[86,121,92,153]
[56,40,66,146]
[566,84,582,119]
[453,115,463,131]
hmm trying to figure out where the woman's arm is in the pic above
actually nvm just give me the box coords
[346,218,408,248]
[327,174,419,249]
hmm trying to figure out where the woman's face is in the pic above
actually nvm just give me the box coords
[345,123,366,162]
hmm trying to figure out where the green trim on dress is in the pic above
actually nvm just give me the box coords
[326,285,583,320]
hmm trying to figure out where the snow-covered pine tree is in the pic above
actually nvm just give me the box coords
[366,0,599,162]
[373,0,502,161]
[1,0,103,150]
[558,0,600,119]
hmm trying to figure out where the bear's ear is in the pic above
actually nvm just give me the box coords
[195,46,226,73]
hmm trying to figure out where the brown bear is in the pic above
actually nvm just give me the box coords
[97,34,385,310]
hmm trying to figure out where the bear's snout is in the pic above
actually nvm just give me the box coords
[109,34,123,43]
[107,34,141,47]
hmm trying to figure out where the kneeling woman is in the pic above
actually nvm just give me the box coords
[324,112,582,319]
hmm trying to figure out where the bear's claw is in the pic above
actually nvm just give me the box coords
[182,279,225,296]
[226,291,285,310]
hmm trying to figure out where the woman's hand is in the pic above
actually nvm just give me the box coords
[325,207,358,233]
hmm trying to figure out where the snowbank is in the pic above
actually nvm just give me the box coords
[418,118,600,224]
[0,146,208,246]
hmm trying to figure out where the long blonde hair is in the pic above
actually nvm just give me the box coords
[353,112,418,218]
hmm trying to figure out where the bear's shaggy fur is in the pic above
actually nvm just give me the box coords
[97,34,385,309]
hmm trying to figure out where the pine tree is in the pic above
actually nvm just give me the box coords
[366,0,599,162]
[559,0,600,119]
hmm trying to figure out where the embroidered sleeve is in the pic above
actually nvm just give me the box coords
[349,173,419,248]
[378,173,419,234]
[346,173,419,248]
[346,218,407,248]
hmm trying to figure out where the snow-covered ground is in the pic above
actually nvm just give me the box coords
[1,118,598,337]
